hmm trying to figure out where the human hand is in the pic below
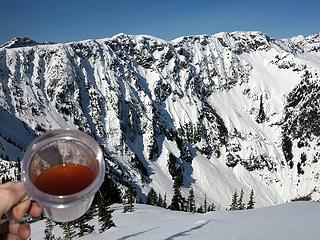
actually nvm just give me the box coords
[0,182,43,240]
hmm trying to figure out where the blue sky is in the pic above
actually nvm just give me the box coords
[1,0,320,44]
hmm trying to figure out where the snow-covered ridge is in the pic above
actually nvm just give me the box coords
[1,31,320,208]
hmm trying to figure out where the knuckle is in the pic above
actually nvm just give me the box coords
[0,188,15,206]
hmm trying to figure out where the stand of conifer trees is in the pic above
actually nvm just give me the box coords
[229,189,255,210]
[43,173,121,239]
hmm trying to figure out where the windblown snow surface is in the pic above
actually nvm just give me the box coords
[31,202,319,240]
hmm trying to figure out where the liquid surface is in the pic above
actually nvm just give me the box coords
[34,163,95,195]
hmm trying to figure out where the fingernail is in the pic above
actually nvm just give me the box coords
[14,207,23,219]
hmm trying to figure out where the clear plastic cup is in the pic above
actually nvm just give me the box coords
[21,129,105,222]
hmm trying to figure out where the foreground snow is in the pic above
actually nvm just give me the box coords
[31,202,319,240]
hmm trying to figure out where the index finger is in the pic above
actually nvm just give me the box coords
[0,182,15,189]
[0,183,26,216]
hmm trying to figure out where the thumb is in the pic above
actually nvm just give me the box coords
[0,183,26,216]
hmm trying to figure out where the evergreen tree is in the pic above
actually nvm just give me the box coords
[237,188,245,210]
[77,221,94,237]
[204,194,208,213]
[77,204,95,237]
[44,218,55,240]
[197,205,204,213]
[98,167,122,205]
[168,153,183,187]
[1,175,10,184]
[93,167,118,233]
[147,188,157,206]
[229,190,238,211]
[123,184,135,213]
[169,177,185,211]
[208,202,216,212]
[282,135,294,168]
[16,160,21,181]
[157,193,163,207]
[256,95,266,123]
[97,196,115,233]
[163,193,167,208]
[187,188,196,213]
[247,189,255,209]
[60,222,77,239]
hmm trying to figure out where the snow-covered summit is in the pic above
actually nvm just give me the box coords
[0,37,55,49]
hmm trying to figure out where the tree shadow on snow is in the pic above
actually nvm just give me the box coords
[117,226,159,240]
[164,220,211,240]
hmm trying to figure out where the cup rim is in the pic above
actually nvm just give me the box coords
[22,129,105,208]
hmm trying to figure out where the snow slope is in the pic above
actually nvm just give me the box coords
[31,202,320,240]
[1,31,320,208]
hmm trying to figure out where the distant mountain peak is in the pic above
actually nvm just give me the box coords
[0,37,55,49]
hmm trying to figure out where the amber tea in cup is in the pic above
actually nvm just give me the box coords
[34,163,95,195]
